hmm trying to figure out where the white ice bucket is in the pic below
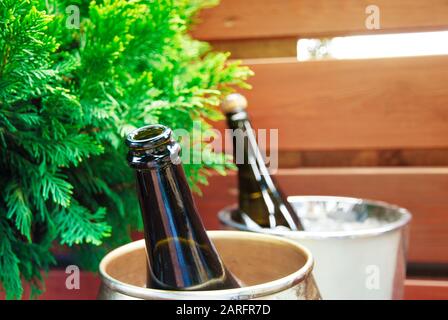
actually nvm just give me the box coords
[219,196,411,300]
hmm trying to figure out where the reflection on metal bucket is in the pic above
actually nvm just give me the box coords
[219,196,411,300]
[98,231,321,300]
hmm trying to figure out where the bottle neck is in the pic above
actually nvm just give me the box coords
[226,110,277,194]
[225,111,304,231]
[227,111,274,178]
[127,125,237,290]
[127,138,180,170]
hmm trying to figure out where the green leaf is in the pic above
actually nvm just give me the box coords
[0,221,23,300]
[40,171,73,207]
[54,202,112,246]
[0,0,252,299]
[3,182,33,241]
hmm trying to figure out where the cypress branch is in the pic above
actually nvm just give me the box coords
[0,0,253,299]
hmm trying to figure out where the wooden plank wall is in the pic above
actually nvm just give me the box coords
[193,0,448,40]
[233,56,448,151]
[191,0,448,287]
[194,0,448,59]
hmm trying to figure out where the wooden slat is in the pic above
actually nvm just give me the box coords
[219,56,448,151]
[210,38,298,59]
[405,279,448,300]
[193,0,448,40]
[278,149,448,168]
[279,150,380,168]
[194,168,448,264]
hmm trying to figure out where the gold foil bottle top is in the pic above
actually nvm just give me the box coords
[221,93,248,114]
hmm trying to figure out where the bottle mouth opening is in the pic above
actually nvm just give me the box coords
[126,124,172,149]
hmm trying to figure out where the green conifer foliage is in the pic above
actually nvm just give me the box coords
[0,0,252,299]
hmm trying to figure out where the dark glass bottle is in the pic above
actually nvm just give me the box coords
[222,94,304,231]
[126,124,240,291]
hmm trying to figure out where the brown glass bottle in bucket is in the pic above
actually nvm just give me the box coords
[126,124,240,291]
[222,94,304,231]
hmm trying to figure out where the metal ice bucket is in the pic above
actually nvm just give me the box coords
[219,196,411,300]
[98,231,321,300]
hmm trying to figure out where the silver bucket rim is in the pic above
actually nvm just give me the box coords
[219,196,412,240]
[99,230,315,300]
